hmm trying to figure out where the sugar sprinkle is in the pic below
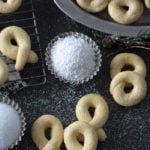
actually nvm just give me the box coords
[0,103,21,149]
[51,35,97,82]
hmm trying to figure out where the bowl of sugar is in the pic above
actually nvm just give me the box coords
[45,32,102,84]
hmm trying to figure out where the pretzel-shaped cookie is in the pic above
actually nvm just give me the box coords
[76,0,109,13]
[0,26,38,71]
[110,71,147,106]
[0,58,9,85]
[32,115,64,150]
[64,121,98,150]
[0,0,22,13]
[76,94,109,141]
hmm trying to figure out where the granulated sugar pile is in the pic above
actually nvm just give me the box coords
[51,35,97,82]
[0,103,21,149]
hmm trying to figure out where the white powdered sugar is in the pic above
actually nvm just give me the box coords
[51,35,96,81]
[0,103,21,149]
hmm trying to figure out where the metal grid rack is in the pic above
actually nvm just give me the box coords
[0,0,46,87]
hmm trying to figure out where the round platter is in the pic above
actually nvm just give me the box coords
[54,0,150,37]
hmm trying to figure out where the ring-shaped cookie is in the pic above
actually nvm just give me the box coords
[0,26,38,71]
[0,58,9,85]
[110,71,147,107]
[145,0,150,8]
[64,121,98,150]
[108,0,144,24]
[76,94,109,141]
[110,53,146,79]
[76,94,109,128]
[0,0,22,13]
[76,0,109,13]
[31,115,64,150]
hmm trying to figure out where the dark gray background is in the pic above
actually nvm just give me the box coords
[11,0,150,149]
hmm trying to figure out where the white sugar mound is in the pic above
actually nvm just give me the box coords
[51,36,96,81]
[0,103,21,149]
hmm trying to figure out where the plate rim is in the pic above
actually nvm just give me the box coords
[54,0,150,37]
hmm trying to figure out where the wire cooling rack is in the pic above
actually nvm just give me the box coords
[0,0,46,88]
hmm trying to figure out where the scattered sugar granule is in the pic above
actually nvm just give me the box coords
[51,35,96,81]
[0,103,21,149]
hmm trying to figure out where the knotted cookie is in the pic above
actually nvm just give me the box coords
[32,115,64,150]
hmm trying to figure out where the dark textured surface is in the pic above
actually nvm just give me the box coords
[10,0,150,150]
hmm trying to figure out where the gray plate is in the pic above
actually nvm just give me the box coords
[54,0,150,36]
